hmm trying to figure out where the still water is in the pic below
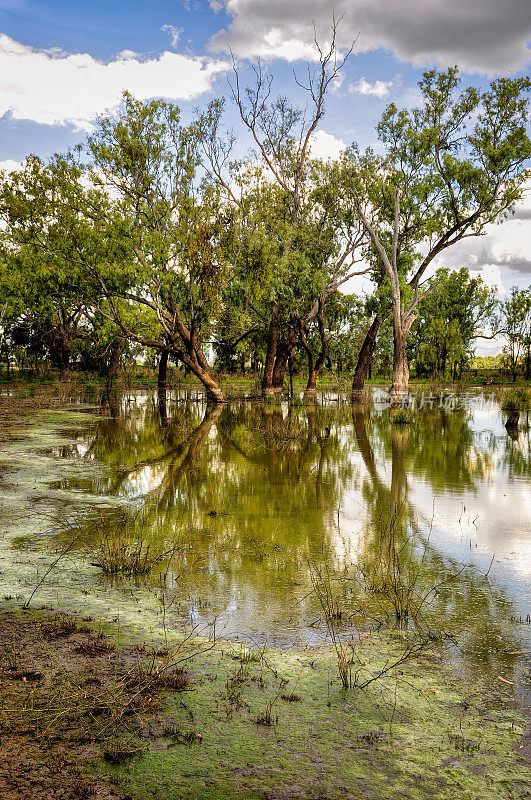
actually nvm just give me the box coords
[2,388,530,690]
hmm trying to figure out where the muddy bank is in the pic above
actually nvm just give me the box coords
[0,607,529,800]
[0,609,131,799]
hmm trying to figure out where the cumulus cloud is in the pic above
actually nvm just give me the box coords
[431,182,531,293]
[308,130,346,160]
[0,34,228,131]
[210,0,531,73]
[469,264,507,294]
[350,77,392,98]
[0,159,22,175]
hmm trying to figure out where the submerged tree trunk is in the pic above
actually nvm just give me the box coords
[351,317,381,401]
[271,344,290,397]
[389,323,410,405]
[158,349,169,390]
[156,351,169,424]
[505,410,520,430]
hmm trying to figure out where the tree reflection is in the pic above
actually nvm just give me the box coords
[50,393,525,679]
[351,407,521,681]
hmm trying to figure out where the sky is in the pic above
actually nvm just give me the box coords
[1,0,530,354]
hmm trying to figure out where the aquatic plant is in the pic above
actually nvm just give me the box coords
[391,408,413,424]
[255,703,278,726]
[309,565,355,688]
[91,535,163,575]
[501,386,529,412]
[83,509,182,576]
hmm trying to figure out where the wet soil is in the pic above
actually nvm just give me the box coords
[0,608,157,800]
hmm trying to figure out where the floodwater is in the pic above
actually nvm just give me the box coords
[1,388,530,693]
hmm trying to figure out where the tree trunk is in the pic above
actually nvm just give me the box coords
[351,317,381,401]
[389,324,409,406]
[199,370,224,404]
[171,348,223,403]
[262,307,279,398]
[158,349,169,390]
[57,348,70,380]
[302,305,328,402]
[272,329,299,397]
[100,343,123,391]
[288,354,294,400]
[272,347,289,396]
[107,344,122,380]
[304,369,317,402]
[505,410,519,430]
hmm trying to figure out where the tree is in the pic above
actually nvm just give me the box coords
[410,268,497,380]
[87,93,232,403]
[501,286,531,382]
[299,292,366,397]
[0,156,119,377]
[198,25,367,399]
[345,68,531,402]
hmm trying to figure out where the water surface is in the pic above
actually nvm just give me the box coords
[1,388,529,692]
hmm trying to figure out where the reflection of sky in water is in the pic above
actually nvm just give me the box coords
[4,389,529,679]
[56,392,530,598]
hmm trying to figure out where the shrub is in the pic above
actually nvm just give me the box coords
[501,387,530,412]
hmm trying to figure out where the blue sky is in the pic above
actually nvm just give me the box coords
[0,0,226,59]
[0,0,530,352]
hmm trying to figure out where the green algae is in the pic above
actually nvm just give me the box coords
[0,397,529,798]
[86,624,529,800]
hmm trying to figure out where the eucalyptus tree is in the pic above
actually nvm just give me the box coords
[87,93,233,403]
[0,156,123,377]
[299,292,366,397]
[345,68,531,402]
[197,26,368,399]
[500,285,531,381]
[409,268,497,380]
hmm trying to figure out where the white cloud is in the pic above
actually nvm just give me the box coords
[161,24,183,48]
[0,159,22,175]
[433,183,531,286]
[469,263,506,294]
[0,34,228,131]
[210,0,531,74]
[309,130,346,160]
[350,77,392,98]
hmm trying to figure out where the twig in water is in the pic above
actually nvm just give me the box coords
[24,532,83,608]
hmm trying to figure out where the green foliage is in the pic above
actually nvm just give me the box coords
[409,267,497,380]
[0,155,129,374]
[0,66,529,399]
[339,67,530,393]
[501,386,530,411]
[500,286,531,381]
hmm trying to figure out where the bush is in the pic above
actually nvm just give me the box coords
[501,387,530,412]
